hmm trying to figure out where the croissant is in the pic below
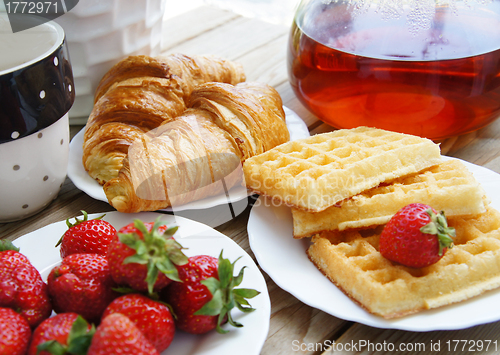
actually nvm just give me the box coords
[82,54,246,184]
[103,82,290,213]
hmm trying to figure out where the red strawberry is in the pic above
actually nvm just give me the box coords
[28,313,94,355]
[107,217,187,294]
[0,240,52,328]
[0,307,31,355]
[118,221,170,236]
[47,253,118,323]
[102,293,175,352]
[162,251,260,334]
[87,313,159,355]
[379,203,456,268]
[56,211,117,258]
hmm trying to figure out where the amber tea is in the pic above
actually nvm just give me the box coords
[288,0,500,139]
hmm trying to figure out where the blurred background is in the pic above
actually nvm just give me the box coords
[0,0,299,124]
[166,0,298,26]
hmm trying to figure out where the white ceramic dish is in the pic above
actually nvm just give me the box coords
[248,157,500,332]
[67,106,310,211]
[13,211,271,355]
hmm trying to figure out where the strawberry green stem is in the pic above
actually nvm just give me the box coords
[37,316,95,355]
[195,251,260,334]
[120,217,188,294]
[0,240,20,252]
[420,209,456,256]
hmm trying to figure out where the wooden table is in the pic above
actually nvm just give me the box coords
[2,5,500,354]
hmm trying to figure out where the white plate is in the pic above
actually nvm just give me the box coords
[13,212,271,354]
[67,106,310,212]
[247,157,500,332]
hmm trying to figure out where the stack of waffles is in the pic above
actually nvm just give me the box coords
[243,126,500,318]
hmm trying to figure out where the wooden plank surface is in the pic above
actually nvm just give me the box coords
[1,5,500,355]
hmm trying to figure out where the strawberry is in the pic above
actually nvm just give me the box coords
[118,221,170,236]
[162,251,260,334]
[56,211,117,258]
[47,253,118,323]
[28,313,94,355]
[0,240,52,328]
[379,203,456,268]
[107,217,188,294]
[0,307,31,355]
[87,313,160,355]
[102,293,175,352]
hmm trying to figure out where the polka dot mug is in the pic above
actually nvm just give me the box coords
[0,15,75,222]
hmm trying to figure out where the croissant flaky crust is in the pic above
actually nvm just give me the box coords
[103,82,290,213]
[82,54,246,185]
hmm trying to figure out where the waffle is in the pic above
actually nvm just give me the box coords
[307,207,500,318]
[243,127,442,212]
[292,159,487,238]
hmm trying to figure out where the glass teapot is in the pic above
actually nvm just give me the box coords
[287,0,500,139]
